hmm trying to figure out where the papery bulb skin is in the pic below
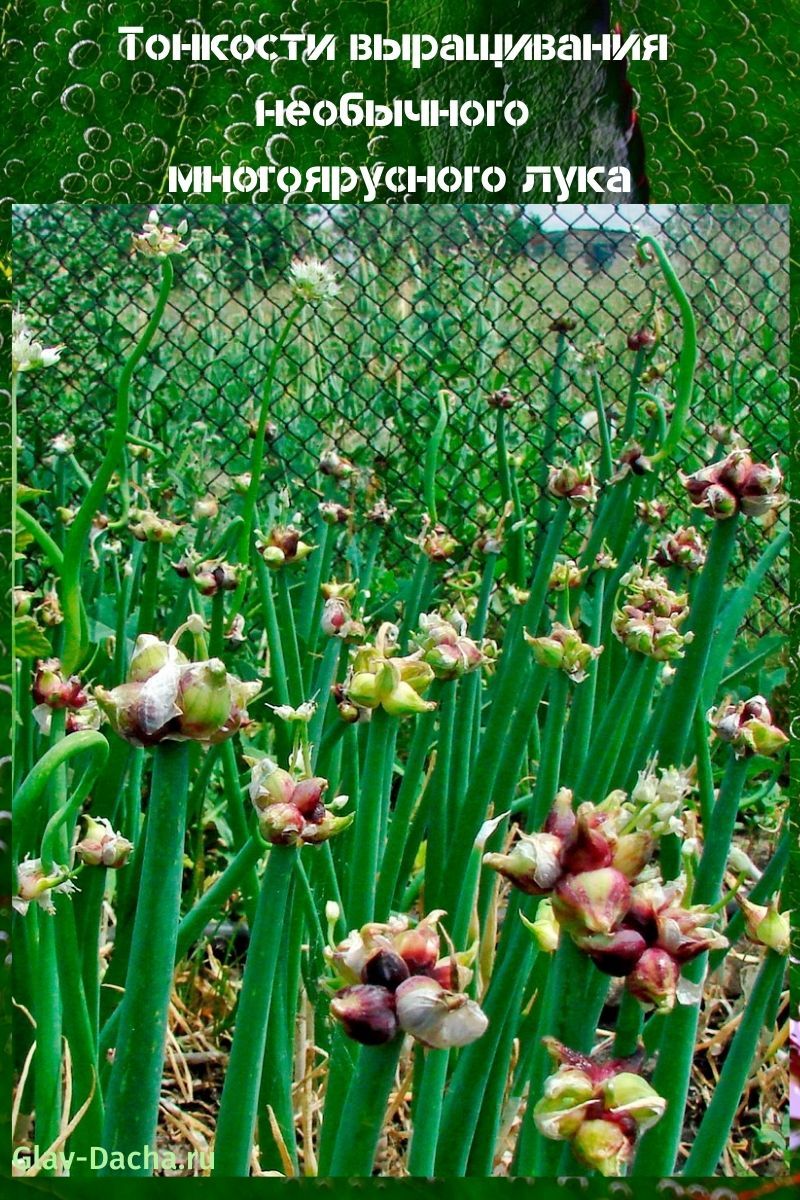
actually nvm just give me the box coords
[682,449,784,520]
[95,679,180,747]
[32,659,88,711]
[258,802,305,846]
[330,984,399,1045]
[525,623,601,682]
[176,659,232,741]
[572,1117,634,1177]
[548,560,587,591]
[14,588,35,617]
[380,679,437,717]
[656,906,728,963]
[484,832,564,895]
[547,462,598,507]
[709,696,788,758]
[618,443,652,477]
[14,858,77,915]
[319,501,352,526]
[396,657,436,695]
[552,868,631,936]
[635,499,670,527]
[193,495,219,521]
[430,957,472,991]
[291,776,328,816]
[366,497,395,526]
[424,641,465,681]
[612,832,655,880]
[347,671,380,709]
[560,805,614,875]
[421,523,459,562]
[214,677,260,744]
[74,816,134,869]
[736,895,790,954]
[394,976,488,1049]
[319,447,354,479]
[602,1073,667,1131]
[626,947,680,1013]
[129,510,181,543]
[488,387,515,409]
[627,328,657,352]
[653,526,707,573]
[129,635,186,683]
[544,788,577,841]
[717,448,754,490]
[703,483,738,520]
[321,596,352,638]
[393,923,441,975]
[533,1067,596,1140]
[249,761,296,810]
[39,590,63,627]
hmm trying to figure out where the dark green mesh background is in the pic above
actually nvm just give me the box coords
[13,202,790,637]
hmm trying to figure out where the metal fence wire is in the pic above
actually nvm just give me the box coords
[13,202,790,638]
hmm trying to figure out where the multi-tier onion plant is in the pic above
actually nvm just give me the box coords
[11,211,790,1179]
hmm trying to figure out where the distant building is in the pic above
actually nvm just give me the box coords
[523,206,651,268]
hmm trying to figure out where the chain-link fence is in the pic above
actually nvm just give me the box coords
[12,203,790,637]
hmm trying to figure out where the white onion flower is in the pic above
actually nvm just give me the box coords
[132,209,189,258]
[289,257,340,305]
[12,310,64,375]
[14,858,79,915]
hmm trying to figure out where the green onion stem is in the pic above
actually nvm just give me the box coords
[635,751,747,1175]
[636,235,697,463]
[231,301,303,616]
[101,741,189,1174]
[347,707,395,926]
[212,846,297,1176]
[61,258,174,672]
[424,390,449,524]
[684,947,785,1175]
[408,1047,450,1176]
[656,515,741,773]
[328,1039,403,1176]
[591,371,614,482]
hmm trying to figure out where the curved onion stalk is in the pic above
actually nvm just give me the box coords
[13,731,109,865]
[60,258,175,673]
[636,234,698,463]
[101,742,189,1175]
